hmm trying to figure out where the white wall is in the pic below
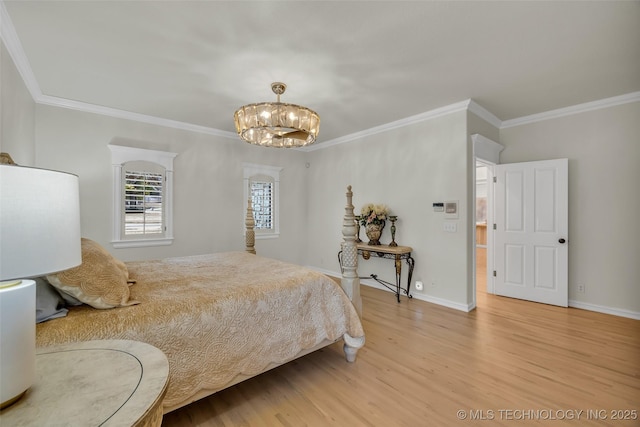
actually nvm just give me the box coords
[32,105,310,265]
[306,111,473,309]
[1,40,35,164]
[4,45,638,316]
[499,102,640,314]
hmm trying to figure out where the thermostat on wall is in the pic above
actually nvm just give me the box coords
[444,201,458,219]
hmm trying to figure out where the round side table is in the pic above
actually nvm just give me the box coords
[0,340,169,427]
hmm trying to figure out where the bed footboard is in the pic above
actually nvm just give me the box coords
[245,197,256,254]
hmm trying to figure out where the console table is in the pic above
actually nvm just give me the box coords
[339,243,415,302]
[0,340,169,427]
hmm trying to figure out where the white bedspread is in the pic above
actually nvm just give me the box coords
[36,252,364,409]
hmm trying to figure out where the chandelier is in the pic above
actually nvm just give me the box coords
[234,82,320,148]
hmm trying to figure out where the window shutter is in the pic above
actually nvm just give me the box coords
[124,170,164,236]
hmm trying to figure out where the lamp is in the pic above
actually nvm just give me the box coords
[234,82,320,148]
[0,163,81,409]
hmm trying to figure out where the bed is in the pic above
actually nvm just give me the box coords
[36,186,364,413]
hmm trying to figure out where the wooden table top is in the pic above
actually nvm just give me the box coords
[0,340,169,427]
[356,242,413,254]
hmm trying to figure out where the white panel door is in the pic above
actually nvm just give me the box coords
[494,159,568,306]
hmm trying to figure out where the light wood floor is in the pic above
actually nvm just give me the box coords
[163,257,639,426]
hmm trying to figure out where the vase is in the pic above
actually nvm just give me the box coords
[365,221,385,245]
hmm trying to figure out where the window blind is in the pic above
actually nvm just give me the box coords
[124,171,163,235]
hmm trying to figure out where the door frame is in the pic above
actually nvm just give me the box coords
[471,134,504,309]
[475,159,496,294]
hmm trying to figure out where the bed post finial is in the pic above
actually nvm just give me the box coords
[341,185,362,316]
[245,198,256,254]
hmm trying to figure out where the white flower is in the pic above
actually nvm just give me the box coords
[360,203,389,225]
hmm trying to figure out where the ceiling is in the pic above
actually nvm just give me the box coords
[3,1,639,144]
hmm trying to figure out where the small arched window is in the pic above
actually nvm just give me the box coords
[109,145,177,248]
[243,163,282,239]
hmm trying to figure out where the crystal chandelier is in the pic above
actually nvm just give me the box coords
[234,82,320,148]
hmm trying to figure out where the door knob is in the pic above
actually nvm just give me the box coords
[558,238,566,244]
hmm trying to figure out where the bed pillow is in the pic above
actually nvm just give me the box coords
[47,238,140,309]
[35,277,69,323]
[55,287,84,307]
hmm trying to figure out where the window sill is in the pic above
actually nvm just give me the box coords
[255,233,279,240]
[112,237,173,249]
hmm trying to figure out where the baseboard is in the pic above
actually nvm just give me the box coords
[569,300,640,320]
[311,267,638,319]
[357,279,475,312]
[403,287,474,312]
[310,266,474,312]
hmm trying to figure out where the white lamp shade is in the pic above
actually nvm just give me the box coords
[0,164,81,408]
[0,165,82,281]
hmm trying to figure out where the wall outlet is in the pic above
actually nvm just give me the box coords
[415,281,424,291]
[577,283,585,293]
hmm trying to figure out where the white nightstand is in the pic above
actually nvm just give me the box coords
[0,340,169,426]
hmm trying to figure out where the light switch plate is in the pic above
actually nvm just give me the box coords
[443,222,457,233]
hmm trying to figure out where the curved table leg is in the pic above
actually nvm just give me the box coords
[405,256,415,298]
[394,255,402,302]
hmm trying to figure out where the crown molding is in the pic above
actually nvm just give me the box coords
[501,91,640,129]
[303,100,472,151]
[467,100,502,129]
[1,1,41,100]
[37,94,237,139]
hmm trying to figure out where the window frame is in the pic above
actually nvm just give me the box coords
[243,163,283,239]
[109,145,178,248]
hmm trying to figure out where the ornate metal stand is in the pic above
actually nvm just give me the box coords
[339,243,414,303]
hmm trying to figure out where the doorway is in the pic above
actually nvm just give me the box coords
[472,135,568,308]
[475,160,494,304]
[476,162,488,296]
[471,133,503,309]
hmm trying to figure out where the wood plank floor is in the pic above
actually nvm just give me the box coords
[162,270,639,426]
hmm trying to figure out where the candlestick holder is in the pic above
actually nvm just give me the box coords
[389,215,398,246]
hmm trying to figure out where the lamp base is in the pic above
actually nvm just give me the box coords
[1,390,27,410]
[0,279,35,410]
[0,279,22,289]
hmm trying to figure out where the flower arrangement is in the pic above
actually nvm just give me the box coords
[360,203,390,226]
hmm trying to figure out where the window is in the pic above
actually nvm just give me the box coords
[250,179,274,230]
[124,165,163,236]
[243,163,282,238]
[109,145,177,248]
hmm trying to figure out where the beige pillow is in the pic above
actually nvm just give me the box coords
[47,238,139,309]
